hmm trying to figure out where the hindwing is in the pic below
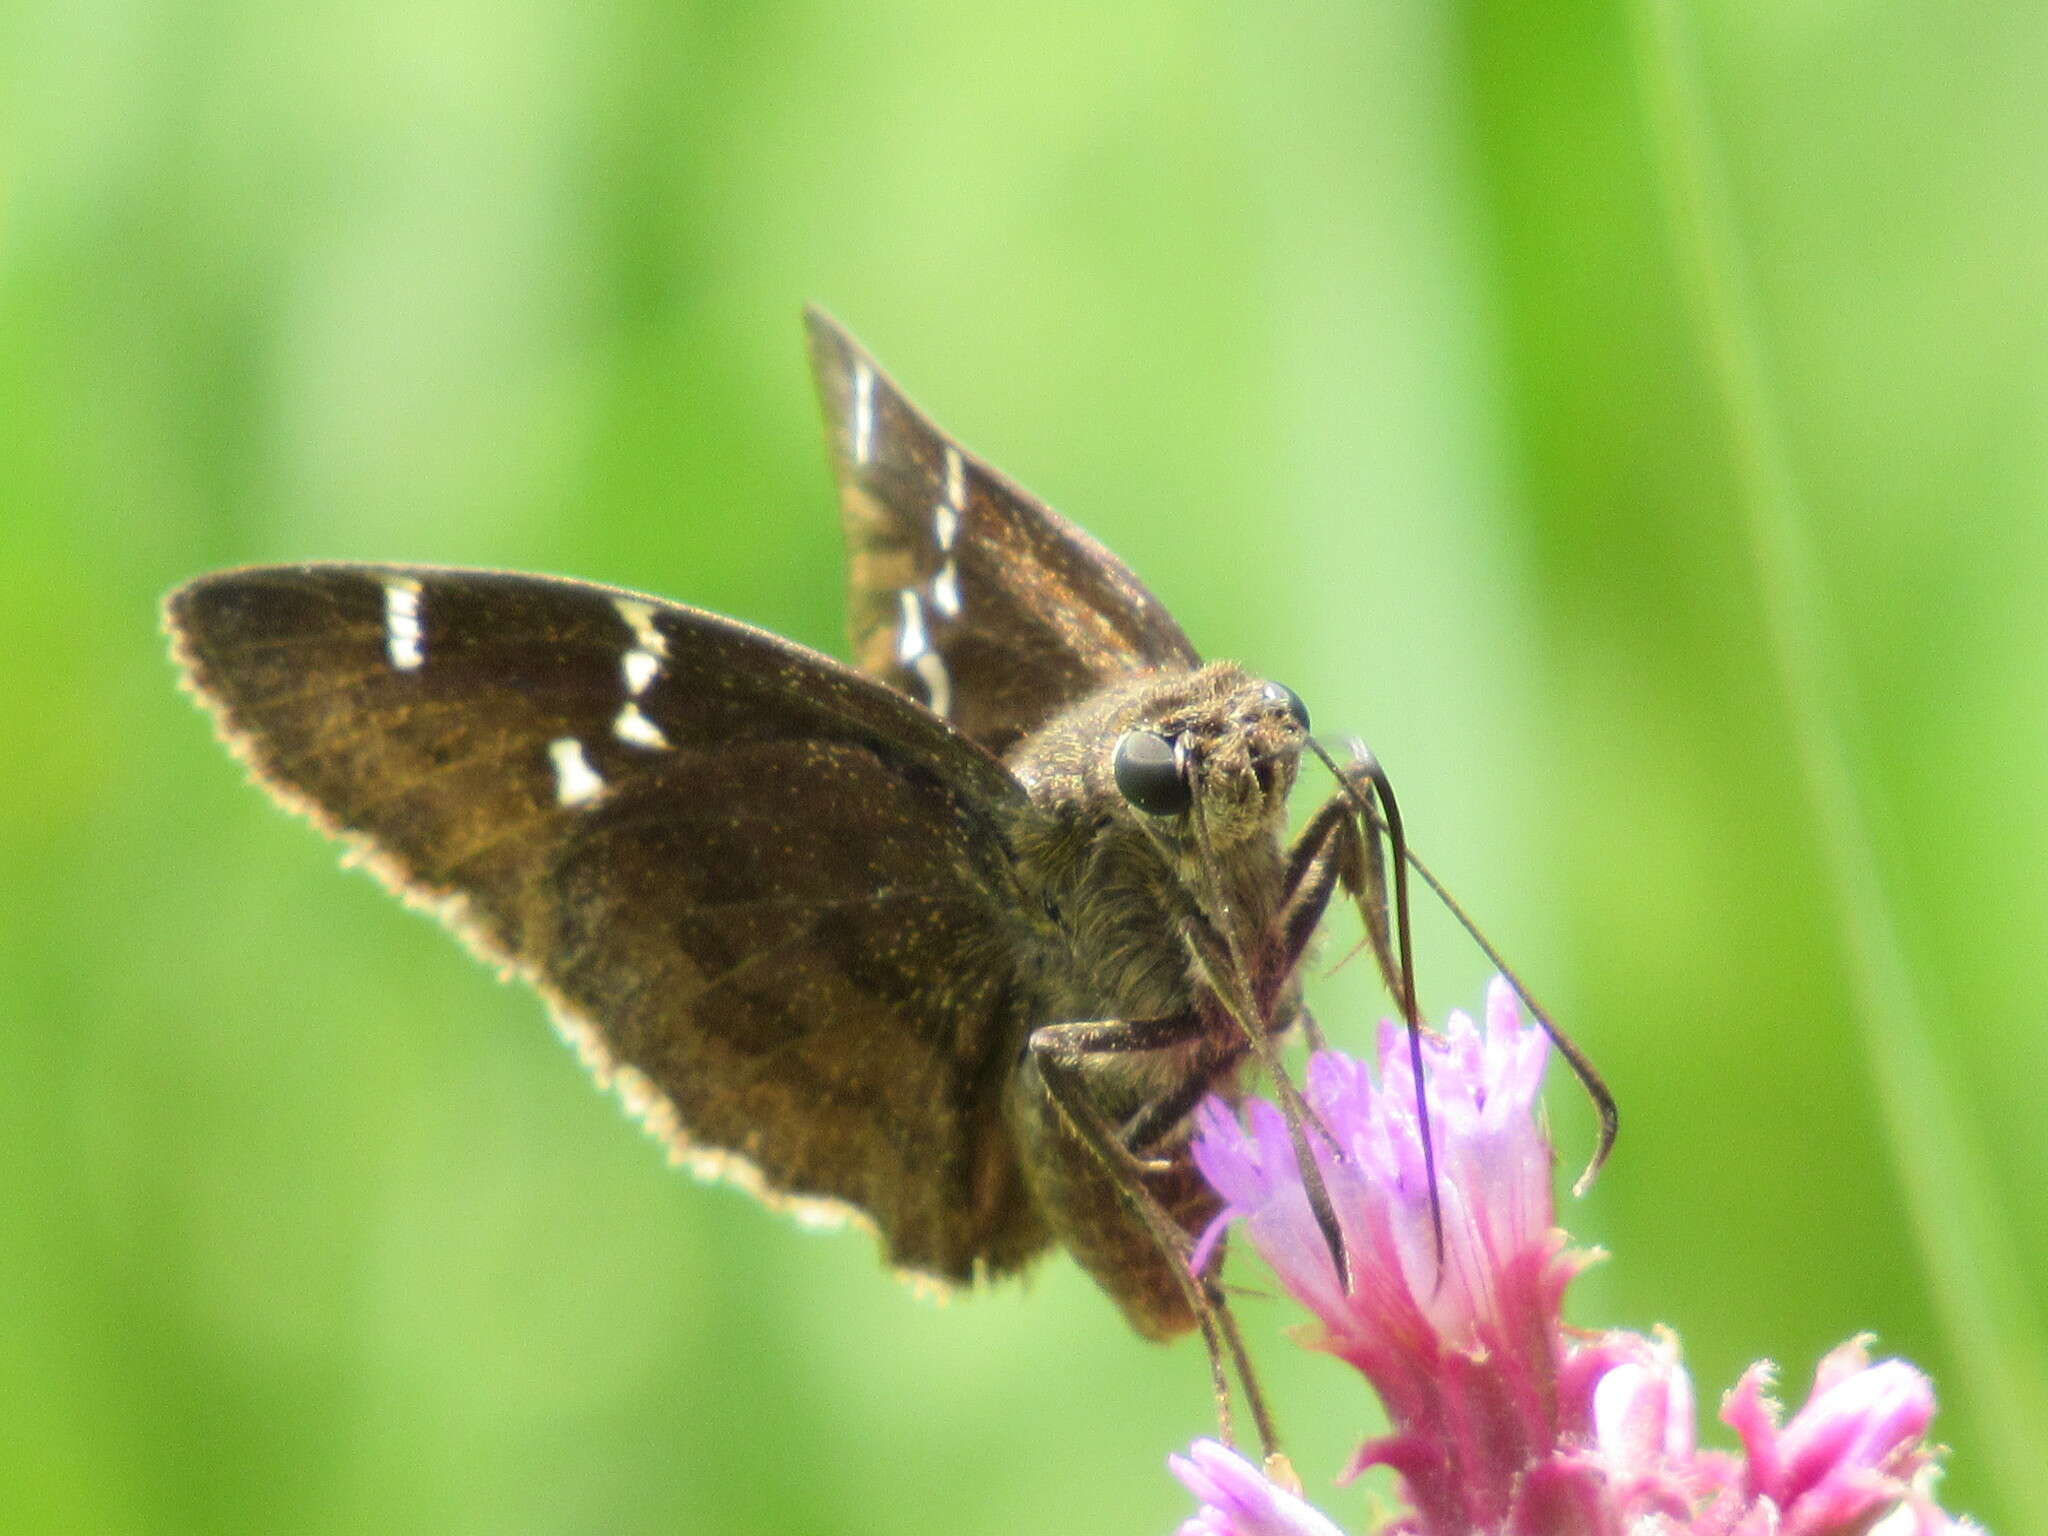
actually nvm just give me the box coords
[806,308,1201,758]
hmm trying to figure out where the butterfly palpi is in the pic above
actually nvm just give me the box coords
[166,312,1611,1405]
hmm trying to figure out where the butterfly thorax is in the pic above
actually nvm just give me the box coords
[1002,661,1304,1031]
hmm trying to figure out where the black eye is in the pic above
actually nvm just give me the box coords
[1113,731,1191,817]
[1265,682,1310,732]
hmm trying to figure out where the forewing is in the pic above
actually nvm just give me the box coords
[166,565,1051,1282]
[806,308,1201,759]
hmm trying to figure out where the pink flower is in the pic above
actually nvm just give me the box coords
[1174,980,1980,1536]
[1720,1339,1957,1536]
[1171,1440,1348,1536]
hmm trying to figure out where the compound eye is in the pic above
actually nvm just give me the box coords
[1265,681,1310,733]
[1112,730,1191,817]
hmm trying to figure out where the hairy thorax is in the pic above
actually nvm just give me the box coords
[1000,661,1304,1113]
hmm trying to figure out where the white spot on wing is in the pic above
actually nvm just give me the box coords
[614,600,668,700]
[930,559,961,618]
[942,446,965,515]
[894,589,953,716]
[549,737,607,807]
[911,651,953,719]
[613,701,670,749]
[614,598,669,658]
[895,588,929,663]
[383,577,425,670]
[622,648,661,695]
[852,362,876,463]
[929,452,966,621]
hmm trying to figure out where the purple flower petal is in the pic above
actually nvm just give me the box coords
[1592,1344,1696,1472]
[1170,1440,1348,1536]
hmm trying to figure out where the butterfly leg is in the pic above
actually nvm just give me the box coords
[1122,876,1358,1307]
[1028,1010,1250,1147]
[1117,1035,1252,1155]
[1278,767,1405,1010]
[1288,746,1471,1276]
[1024,1013,1278,1456]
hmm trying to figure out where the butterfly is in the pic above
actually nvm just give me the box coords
[167,311,1593,1363]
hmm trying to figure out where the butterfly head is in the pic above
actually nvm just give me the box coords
[1108,667,1310,850]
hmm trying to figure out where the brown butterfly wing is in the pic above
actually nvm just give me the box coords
[806,308,1201,759]
[166,565,1052,1282]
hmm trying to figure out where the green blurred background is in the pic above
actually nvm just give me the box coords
[3,2,2041,1532]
